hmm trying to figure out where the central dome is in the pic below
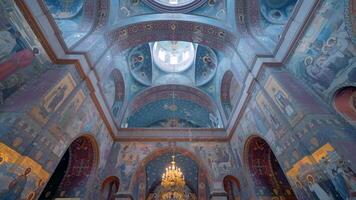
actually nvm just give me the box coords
[153,41,195,73]
[154,0,196,7]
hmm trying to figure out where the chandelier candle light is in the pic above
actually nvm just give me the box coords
[161,155,185,190]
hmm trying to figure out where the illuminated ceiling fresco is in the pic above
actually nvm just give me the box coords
[39,0,300,130]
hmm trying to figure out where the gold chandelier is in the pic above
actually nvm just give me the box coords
[161,155,185,191]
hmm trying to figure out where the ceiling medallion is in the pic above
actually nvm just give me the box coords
[142,0,207,13]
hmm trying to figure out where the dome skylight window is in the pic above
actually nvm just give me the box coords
[153,41,195,73]
[154,0,196,7]
[143,0,206,13]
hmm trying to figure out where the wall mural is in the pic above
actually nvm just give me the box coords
[0,0,51,105]
[30,73,76,125]
[101,141,237,195]
[287,143,356,200]
[116,0,227,21]
[245,137,297,199]
[0,142,49,200]
[0,2,113,200]
[286,0,356,101]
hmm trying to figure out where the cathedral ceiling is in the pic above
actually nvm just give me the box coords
[21,0,313,139]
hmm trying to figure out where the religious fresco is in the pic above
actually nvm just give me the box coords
[195,45,218,86]
[192,143,235,179]
[100,141,238,195]
[128,43,152,86]
[1,0,356,199]
[43,0,94,47]
[30,73,76,125]
[244,137,297,199]
[0,142,49,200]
[115,0,227,21]
[0,0,51,105]
[287,143,356,200]
[256,89,285,140]
[345,0,356,43]
[286,0,356,101]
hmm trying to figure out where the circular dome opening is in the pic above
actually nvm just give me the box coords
[153,41,195,73]
[154,0,196,7]
[143,0,207,13]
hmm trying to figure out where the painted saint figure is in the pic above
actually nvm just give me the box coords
[307,175,334,200]
[273,89,296,118]
[261,102,280,130]
[0,167,32,200]
[47,85,68,112]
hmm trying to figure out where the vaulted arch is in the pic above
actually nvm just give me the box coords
[39,135,99,199]
[124,85,223,128]
[334,86,356,121]
[244,136,296,199]
[221,70,240,119]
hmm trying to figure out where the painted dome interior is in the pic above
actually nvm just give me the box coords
[153,0,196,7]
[0,0,356,199]
[37,0,303,129]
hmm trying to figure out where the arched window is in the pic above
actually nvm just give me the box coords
[244,136,297,199]
[334,86,356,121]
[221,70,240,119]
[100,176,120,200]
[223,175,241,200]
[39,136,98,199]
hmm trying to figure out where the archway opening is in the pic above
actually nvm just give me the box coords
[334,86,356,121]
[223,175,241,200]
[100,176,120,200]
[245,137,297,199]
[145,152,199,199]
[39,136,98,199]
[221,70,239,119]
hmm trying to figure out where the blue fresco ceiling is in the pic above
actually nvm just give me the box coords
[43,0,93,46]
[98,40,234,128]
[116,0,226,21]
[39,0,300,129]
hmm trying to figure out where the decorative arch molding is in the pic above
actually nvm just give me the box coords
[106,20,238,53]
[126,84,220,115]
[100,176,120,200]
[142,0,207,13]
[334,86,356,121]
[130,147,214,193]
[110,69,125,119]
[68,133,100,171]
[223,175,241,200]
[345,0,356,43]
[243,135,297,199]
[40,134,100,199]
[123,84,223,127]
[221,70,240,120]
